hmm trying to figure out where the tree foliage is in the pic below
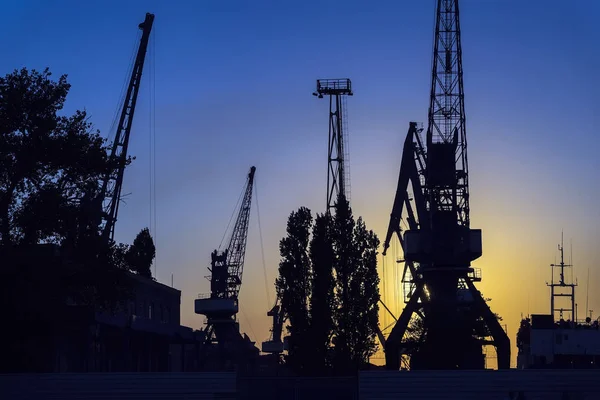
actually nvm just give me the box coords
[0,67,149,311]
[277,196,380,375]
[331,197,380,372]
[276,207,313,374]
[125,227,156,278]
[0,68,118,247]
[308,212,335,374]
[0,67,155,372]
[404,294,504,368]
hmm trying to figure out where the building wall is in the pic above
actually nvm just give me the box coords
[1,244,203,373]
[106,272,181,326]
[531,329,600,361]
[55,273,203,373]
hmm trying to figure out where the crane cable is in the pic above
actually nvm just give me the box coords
[218,178,246,250]
[254,180,272,308]
[240,306,258,343]
[382,253,387,329]
[109,31,140,144]
[149,26,158,278]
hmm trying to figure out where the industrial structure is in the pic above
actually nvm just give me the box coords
[261,78,354,357]
[261,291,288,354]
[60,12,205,372]
[517,236,600,369]
[195,167,260,370]
[1,12,213,373]
[548,233,577,322]
[382,0,510,370]
[97,12,154,243]
[313,78,353,211]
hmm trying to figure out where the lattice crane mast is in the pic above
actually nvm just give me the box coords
[195,167,259,367]
[76,13,154,250]
[99,13,154,243]
[209,166,256,302]
[383,0,510,370]
[313,78,353,211]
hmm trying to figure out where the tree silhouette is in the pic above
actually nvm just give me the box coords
[126,227,156,278]
[276,207,313,374]
[0,68,118,247]
[308,212,335,373]
[277,197,380,375]
[0,67,144,371]
[331,196,380,373]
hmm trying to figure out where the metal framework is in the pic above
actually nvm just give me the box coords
[261,292,288,354]
[382,0,510,370]
[195,167,259,369]
[313,78,353,211]
[426,0,469,228]
[548,233,577,321]
[211,166,256,301]
[100,13,154,242]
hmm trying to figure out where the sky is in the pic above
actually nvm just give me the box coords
[2,0,599,368]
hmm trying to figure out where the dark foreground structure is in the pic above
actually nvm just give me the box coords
[0,244,206,373]
[382,0,510,370]
[2,370,600,399]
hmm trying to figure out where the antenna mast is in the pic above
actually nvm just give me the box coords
[548,233,577,321]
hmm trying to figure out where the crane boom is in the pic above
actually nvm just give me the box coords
[224,166,255,299]
[195,166,260,369]
[209,166,256,301]
[101,13,154,242]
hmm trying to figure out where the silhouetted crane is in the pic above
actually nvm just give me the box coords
[71,13,153,257]
[383,0,510,370]
[100,13,154,242]
[195,167,260,369]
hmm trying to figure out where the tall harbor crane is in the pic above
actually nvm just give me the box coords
[383,0,510,370]
[195,167,259,368]
[74,13,154,250]
[100,13,154,242]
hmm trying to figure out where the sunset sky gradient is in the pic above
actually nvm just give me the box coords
[2,0,599,367]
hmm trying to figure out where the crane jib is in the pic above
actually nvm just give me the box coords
[100,13,154,243]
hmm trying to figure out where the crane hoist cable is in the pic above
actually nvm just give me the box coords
[240,306,258,342]
[218,179,246,251]
[382,254,387,328]
[108,32,140,144]
[254,180,272,308]
[148,27,157,277]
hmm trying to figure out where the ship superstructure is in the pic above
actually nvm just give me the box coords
[517,236,600,369]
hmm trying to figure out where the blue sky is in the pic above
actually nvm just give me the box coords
[2,0,599,365]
